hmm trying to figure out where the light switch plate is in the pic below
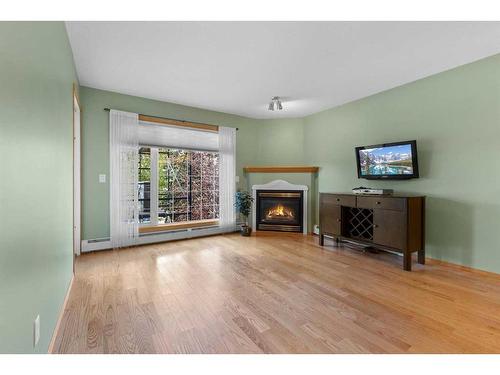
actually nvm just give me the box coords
[33,315,40,347]
[235,175,240,183]
[99,174,106,183]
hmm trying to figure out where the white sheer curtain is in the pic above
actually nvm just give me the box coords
[109,110,139,247]
[218,126,236,231]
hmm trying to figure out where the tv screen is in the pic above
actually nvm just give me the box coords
[355,140,419,180]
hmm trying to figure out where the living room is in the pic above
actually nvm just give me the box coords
[1,1,500,372]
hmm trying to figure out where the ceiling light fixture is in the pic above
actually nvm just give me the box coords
[268,96,283,111]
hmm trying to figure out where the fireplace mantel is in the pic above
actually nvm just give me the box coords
[251,180,308,234]
[244,166,319,173]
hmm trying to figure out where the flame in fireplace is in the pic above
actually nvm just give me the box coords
[266,204,295,219]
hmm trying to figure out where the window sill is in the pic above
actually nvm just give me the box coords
[139,219,219,234]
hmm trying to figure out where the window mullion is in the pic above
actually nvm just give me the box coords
[188,152,192,221]
[150,147,159,226]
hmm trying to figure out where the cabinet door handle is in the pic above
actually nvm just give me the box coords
[373,224,379,228]
[376,201,381,205]
[336,219,341,222]
[336,198,340,202]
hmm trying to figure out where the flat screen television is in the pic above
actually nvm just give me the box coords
[355,140,419,180]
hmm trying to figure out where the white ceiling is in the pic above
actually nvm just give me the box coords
[66,21,500,119]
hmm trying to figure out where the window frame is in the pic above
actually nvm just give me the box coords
[138,145,220,233]
[138,147,152,225]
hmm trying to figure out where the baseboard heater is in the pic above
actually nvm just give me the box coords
[81,237,111,252]
[87,237,110,243]
[139,228,188,236]
[81,224,233,253]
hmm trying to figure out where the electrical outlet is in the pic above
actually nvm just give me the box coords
[99,174,106,183]
[33,315,40,347]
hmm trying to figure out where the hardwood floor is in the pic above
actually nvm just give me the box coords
[53,232,500,354]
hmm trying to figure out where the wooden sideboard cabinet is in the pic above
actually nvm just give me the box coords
[319,193,425,271]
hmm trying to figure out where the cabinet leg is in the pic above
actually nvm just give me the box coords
[319,234,324,246]
[418,249,425,265]
[335,237,340,246]
[403,252,412,271]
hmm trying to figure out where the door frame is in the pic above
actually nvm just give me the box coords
[73,84,81,260]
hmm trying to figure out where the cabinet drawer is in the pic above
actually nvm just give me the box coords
[320,194,356,207]
[356,196,406,211]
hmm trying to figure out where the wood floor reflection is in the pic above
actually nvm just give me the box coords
[53,232,500,353]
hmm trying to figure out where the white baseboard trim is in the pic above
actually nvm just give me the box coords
[48,274,74,354]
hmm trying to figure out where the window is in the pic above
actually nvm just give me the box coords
[138,146,219,227]
[138,147,151,224]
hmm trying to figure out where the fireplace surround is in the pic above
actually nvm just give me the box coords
[256,191,303,232]
[251,180,308,234]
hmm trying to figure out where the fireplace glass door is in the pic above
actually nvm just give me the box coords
[256,191,303,232]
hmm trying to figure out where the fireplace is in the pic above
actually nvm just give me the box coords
[256,190,303,232]
[252,180,309,234]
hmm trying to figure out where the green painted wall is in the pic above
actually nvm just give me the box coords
[0,22,77,353]
[252,118,305,165]
[303,54,500,273]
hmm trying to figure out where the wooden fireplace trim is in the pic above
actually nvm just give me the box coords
[244,166,319,173]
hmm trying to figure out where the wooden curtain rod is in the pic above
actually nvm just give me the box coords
[104,108,238,131]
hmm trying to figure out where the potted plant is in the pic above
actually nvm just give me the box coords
[235,191,254,236]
